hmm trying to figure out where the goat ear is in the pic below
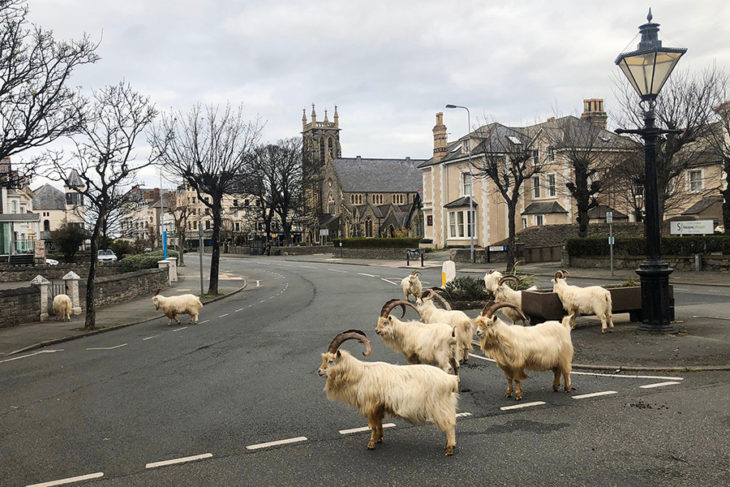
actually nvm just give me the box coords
[336,350,341,358]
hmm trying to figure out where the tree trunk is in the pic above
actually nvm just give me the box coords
[723,181,730,237]
[178,233,186,265]
[506,202,517,271]
[207,200,222,295]
[84,217,103,330]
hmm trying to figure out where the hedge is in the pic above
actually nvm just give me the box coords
[567,236,730,257]
[119,250,179,272]
[331,238,421,248]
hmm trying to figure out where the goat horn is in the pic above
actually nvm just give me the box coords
[481,302,528,322]
[410,270,421,276]
[381,299,422,321]
[154,288,162,296]
[480,299,495,316]
[427,287,452,310]
[554,270,564,279]
[498,275,520,286]
[487,270,495,275]
[327,329,371,356]
[560,269,569,276]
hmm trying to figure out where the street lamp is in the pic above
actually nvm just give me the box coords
[615,9,686,333]
[445,104,475,264]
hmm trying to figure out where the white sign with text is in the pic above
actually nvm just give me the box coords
[670,220,714,235]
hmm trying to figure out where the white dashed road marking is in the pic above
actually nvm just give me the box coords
[26,471,104,486]
[571,371,684,381]
[572,391,617,400]
[640,381,682,389]
[327,268,347,273]
[456,412,472,418]
[468,353,495,363]
[199,320,210,324]
[381,278,399,286]
[358,272,378,278]
[246,436,308,450]
[235,308,243,312]
[172,327,188,332]
[339,424,396,435]
[500,401,546,411]
[0,349,63,364]
[86,344,127,351]
[142,335,158,341]
[145,453,213,469]
[218,313,229,318]
[256,280,260,287]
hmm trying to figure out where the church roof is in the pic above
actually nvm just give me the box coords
[333,157,424,193]
[32,184,66,210]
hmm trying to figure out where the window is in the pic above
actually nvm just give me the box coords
[547,173,556,197]
[532,149,540,166]
[193,221,198,230]
[244,199,250,206]
[372,194,383,205]
[533,176,541,198]
[394,194,406,205]
[11,201,17,213]
[350,194,363,205]
[447,210,475,239]
[235,222,240,231]
[461,172,472,197]
[427,215,433,226]
[536,215,544,226]
[205,220,211,230]
[522,217,528,229]
[365,218,373,237]
[547,146,555,161]
[233,199,238,207]
[688,169,703,193]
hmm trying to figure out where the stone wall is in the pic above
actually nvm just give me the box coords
[450,248,506,263]
[78,268,169,309]
[0,263,121,283]
[333,248,419,260]
[0,286,41,327]
[567,254,730,272]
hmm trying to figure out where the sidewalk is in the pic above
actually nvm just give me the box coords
[0,260,245,356]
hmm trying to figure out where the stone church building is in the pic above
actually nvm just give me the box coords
[301,105,425,243]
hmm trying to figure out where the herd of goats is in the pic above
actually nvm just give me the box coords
[319,269,616,456]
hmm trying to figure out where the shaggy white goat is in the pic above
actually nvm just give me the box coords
[152,288,203,326]
[52,294,72,322]
[483,270,503,294]
[376,299,459,376]
[552,270,614,333]
[492,275,536,325]
[475,302,574,401]
[400,270,423,302]
[319,330,459,456]
[417,289,473,362]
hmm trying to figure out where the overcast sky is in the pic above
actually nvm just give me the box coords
[26,0,729,189]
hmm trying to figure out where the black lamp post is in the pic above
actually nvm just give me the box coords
[615,9,686,333]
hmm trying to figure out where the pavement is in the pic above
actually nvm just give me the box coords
[1,251,728,371]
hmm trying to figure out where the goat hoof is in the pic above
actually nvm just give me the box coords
[514,395,522,401]
[445,445,455,456]
[367,442,375,450]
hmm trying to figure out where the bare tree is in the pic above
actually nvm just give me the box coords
[0,0,98,178]
[614,66,726,224]
[151,104,261,295]
[471,123,542,269]
[705,100,730,235]
[163,190,190,264]
[50,82,158,330]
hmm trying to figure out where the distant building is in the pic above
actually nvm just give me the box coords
[31,169,85,245]
[0,157,39,257]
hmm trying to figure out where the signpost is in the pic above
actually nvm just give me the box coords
[606,211,614,276]
[198,221,204,297]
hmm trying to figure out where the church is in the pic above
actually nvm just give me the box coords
[301,105,425,244]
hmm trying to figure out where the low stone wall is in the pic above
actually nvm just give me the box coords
[521,245,562,263]
[567,254,730,272]
[276,245,332,256]
[78,268,169,309]
[333,248,418,260]
[0,286,41,327]
[0,263,121,282]
[450,248,506,264]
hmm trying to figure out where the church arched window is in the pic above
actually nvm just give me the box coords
[328,137,334,160]
[319,138,325,165]
[327,193,336,215]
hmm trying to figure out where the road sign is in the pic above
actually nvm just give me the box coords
[606,211,613,224]
[608,236,615,245]
[670,220,713,235]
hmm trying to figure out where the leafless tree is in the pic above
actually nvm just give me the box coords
[151,103,261,295]
[471,123,542,269]
[0,0,98,178]
[162,190,190,264]
[704,99,730,235]
[50,82,158,330]
[614,66,726,225]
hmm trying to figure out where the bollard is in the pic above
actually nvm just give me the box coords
[421,252,424,267]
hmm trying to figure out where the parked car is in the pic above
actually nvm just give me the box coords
[45,258,59,266]
[97,249,118,263]
[144,247,152,253]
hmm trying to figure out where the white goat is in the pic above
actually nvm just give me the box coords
[492,275,536,325]
[400,270,423,302]
[552,270,614,333]
[376,299,459,376]
[52,294,72,322]
[319,330,459,456]
[152,288,203,326]
[483,270,503,294]
[475,302,574,401]
[417,289,474,363]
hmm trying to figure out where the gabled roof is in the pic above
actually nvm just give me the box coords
[521,202,568,215]
[32,184,66,210]
[682,195,723,215]
[332,157,424,193]
[588,204,628,220]
[444,196,477,208]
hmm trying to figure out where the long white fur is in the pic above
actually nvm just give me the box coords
[475,313,574,400]
[52,294,72,322]
[376,314,459,375]
[493,283,537,325]
[400,273,423,302]
[319,349,458,455]
[483,270,503,294]
[416,297,474,362]
[152,293,203,326]
[552,276,614,333]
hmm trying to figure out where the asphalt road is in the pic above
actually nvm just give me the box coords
[2,256,729,486]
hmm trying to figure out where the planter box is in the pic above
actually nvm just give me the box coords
[521,286,674,323]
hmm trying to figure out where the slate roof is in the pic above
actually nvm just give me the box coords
[67,169,84,189]
[32,184,66,210]
[682,195,723,215]
[588,204,629,220]
[521,202,568,215]
[333,157,424,193]
[444,196,477,208]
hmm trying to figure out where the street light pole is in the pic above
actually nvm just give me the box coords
[615,10,685,333]
[445,104,475,264]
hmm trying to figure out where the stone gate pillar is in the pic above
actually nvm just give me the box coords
[63,271,82,315]
[31,275,51,321]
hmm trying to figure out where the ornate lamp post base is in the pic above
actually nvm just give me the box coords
[636,261,677,333]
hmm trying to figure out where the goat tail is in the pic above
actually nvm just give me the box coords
[605,292,613,320]
[197,298,203,308]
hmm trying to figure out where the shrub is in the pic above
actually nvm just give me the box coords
[331,237,421,248]
[51,224,89,263]
[110,239,134,259]
[504,261,538,291]
[566,236,730,257]
[120,250,178,272]
[443,276,489,302]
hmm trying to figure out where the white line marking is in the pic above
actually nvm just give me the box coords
[358,272,378,277]
[86,344,127,351]
[339,424,396,435]
[381,278,399,286]
[142,335,159,341]
[468,353,495,363]
[572,391,617,400]
[172,327,188,332]
[571,371,684,381]
[145,453,213,469]
[235,308,243,312]
[327,268,347,273]
[256,280,260,287]
[640,381,681,389]
[500,401,545,411]
[456,412,472,418]
[218,313,229,318]
[199,320,210,324]
[0,349,63,364]
[246,436,308,450]
[26,472,104,486]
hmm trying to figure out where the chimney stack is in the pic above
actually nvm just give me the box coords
[432,112,447,162]
[580,98,608,130]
